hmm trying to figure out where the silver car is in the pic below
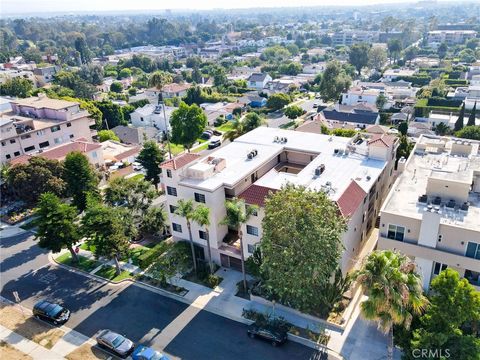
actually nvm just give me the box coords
[96,329,135,358]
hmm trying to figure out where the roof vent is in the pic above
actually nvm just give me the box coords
[247,149,258,160]
[366,175,371,181]
[273,136,279,143]
[314,164,326,177]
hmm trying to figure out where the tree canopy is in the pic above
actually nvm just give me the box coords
[349,43,370,74]
[266,93,291,111]
[136,140,164,188]
[170,102,207,150]
[319,61,352,102]
[98,129,120,142]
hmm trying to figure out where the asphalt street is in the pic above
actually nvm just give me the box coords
[1,231,315,360]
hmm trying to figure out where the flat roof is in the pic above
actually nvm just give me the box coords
[179,127,386,201]
[12,97,78,110]
[382,135,480,232]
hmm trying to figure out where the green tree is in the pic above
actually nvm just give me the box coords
[94,100,126,129]
[170,102,207,151]
[467,101,477,127]
[118,68,132,79]
[110,82,123,93]
[459,49,476,64]
[82,202,135,275]
[456,126,480,140]
[368,47,388,71]
[75,36,91,64]
[104,176,156,216]
[454,102,466,131]
[403,46,418,65]
[375,94,388,110]
[319,61,352,102]
[398,121,408,136]
[220,198,258,293]
[387,39,403,64]
[0,77,33,98]
[148,71,173,104]
[437,42,448,59]
[78,64,104,86]
[266,93,291,111]
[97,130,120,142]
[136,140,164,189]
[410,269,480,360]
[284,105,305,119]
[191,204,213,274]
[36,193,81,263]
[148,242,191,286]
[260,185,346,312]
[63,152,99,212]
[349,43,370,75]
[356,250,427,360]
[434,122,449,136]
[6,157,65,204]
[175,199,198,276]
[396,135,414,162]
[140,206,168,237]
[243,112,265,132]
[223,117,245,142]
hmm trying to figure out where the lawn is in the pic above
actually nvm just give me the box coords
[66,343,111,360]
[279,121,296,129]
[192,142,209,153]
[95,265,134,282]
[0,341,32,360]
[168,143,184,155]
[129,173,145,181]
[79,243,96,252]
[55,253,101,272]
[216,122,234,132]
[128,245,150,266]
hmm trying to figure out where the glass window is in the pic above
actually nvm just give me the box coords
[66,122,72,127]
[51,125,60,133]
[466,242,480,260]
[247,244,256,254]
[14,151,20,156]
[169,205,177,214]
[172,223,182,233]
[5,154,11,159]
[246,225,259,236]
[387,224,405,241]
[194,192,206,203]
[9,139,16,144]
[167,186,177,197]
[247,205,258,216]
[433,262,447,276]
[166,169,172,178]
[24,145,35,152]
[39,141,50,148]
[199,230,208,240]
[54,138,62,144]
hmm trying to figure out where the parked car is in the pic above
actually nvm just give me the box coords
[247,323,288,346]
[212,129,222,136]
[33,300,70,325]
[132,345,170,360]
[132,162,143,171]
[96,329,135,358]
[208,138,222,149]
[201,131,213,140]
[313,102,319,108]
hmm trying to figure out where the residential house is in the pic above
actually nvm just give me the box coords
[161,83,191,99]
[382,69,417,82]
[247,73,272,91]
[427,30,477,45]
[200,102,245,126]
[0,96,96,164]
[101,140,141,165]
[341,86,387,108]
[160,127,398,274]
[319,103,380,127]
[378,135,480,291]
[130,104,174,132]
[33,65,60,86]
[302,63,326,75]
[111,125,159,145]
[0,69,36,85]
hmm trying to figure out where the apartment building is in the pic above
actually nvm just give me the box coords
[427,30,477,45]
[378,135,480,291]
[161,127,398,274]
[0,96,96,164]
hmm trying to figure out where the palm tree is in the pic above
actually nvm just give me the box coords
[223,117,245,142]
[220,198,257,293]
[356,250,427,360]
[149,71,173,158]
[192,205,214,274]
[174,199,197,275]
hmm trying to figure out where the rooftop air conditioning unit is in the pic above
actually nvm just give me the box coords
[314,164,326,176]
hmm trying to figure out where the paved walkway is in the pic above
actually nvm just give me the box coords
[0,324,65,360]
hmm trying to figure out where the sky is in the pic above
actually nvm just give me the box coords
[1,0,436,15]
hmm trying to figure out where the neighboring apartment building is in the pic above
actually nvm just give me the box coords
[161,127,398,274]
[0,96,96,164]
[378,135,480,291]
[427,30,477,45]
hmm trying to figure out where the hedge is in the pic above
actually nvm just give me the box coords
[426,97,462,107]
[137,241,170,269]
[445,79,468,86]
[397,75,432,86]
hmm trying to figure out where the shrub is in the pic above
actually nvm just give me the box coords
[207,274,223,288]
[426,97,462,107]
[137,241,170,269]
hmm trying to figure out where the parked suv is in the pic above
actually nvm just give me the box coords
[208,137,222,149]
[247,323,288,346]
[33,300,70,325]
[96,329,135,358]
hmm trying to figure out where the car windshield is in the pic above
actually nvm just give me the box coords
[112,335,125,348]
[151,352,164,360]
[47,305,63,317]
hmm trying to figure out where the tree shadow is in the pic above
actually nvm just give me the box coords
[0,243,46,272]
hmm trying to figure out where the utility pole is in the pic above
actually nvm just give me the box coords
[159,92,172,159]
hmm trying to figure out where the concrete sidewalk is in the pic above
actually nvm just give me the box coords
[0,324,65,360]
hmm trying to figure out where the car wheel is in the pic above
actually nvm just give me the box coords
[249,333,255,339]
[271,341,278,347]
[53,320,58,325]
[34,315,41,320]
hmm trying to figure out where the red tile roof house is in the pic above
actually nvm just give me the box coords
[9,138,104,167]
[159,127,399,274]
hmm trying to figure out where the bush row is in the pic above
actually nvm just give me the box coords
[137,241,170,269]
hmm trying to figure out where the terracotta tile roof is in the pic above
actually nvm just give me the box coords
[336,180,367,218]
[160,153,201,170]
[367,133,397,148]
[162,83,191,93]
[9,140,102,166]
[238,185,278,207]
[114,146,141,161]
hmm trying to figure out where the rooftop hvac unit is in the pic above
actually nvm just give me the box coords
[334,148,339,154]
[247,152,254,160]
[314,164,326,176]
[273,136,279,142]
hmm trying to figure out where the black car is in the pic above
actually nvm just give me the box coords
[247,323,288,346]
[96,329,135,358]
[208,139,222,149]
[33,300,70,325]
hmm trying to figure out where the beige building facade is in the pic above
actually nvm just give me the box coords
[378,135,480,291]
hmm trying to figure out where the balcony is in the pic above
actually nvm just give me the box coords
[465,269,480,288]
[219,230,241,257]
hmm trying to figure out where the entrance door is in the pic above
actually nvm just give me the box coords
[220,254,230,268]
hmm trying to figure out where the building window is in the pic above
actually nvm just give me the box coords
[466,242,480,260]
[433,262,447,276]
[5,154,11,159]
[172,223,182,233]
[54,138,62,144]
[247,244,256,254]
[387,224,405,241]
[24,145,35,152]
[66,122,72,127]
[199,230,209,240]
[438,234,442,242]
[70,134,74,139]
[14,151,20,156]
[36,130,45,136]
[20,134,31,140]
[141,117,144,122]
[0,141,5,146]
[51,125,61,133]
[92,151,98,159]
[194,192,206,203]
[166,169,172,178]
[166,186,177,197]
[39,141,50,148]
[247,205,258,216]
[169,205,177,214]
[246,225,259,236]
[9,139,16,144]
